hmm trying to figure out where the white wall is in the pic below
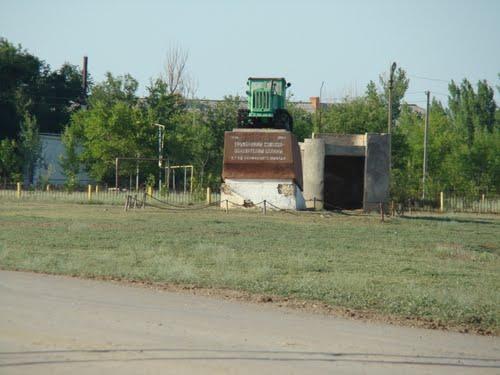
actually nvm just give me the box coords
[33,133,93,186]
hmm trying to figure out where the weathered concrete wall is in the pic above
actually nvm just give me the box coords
[302,138,325,209]
[301,133,390,211]
[221,179,305,210]
[313,133,366,147]
[363,133,391,211]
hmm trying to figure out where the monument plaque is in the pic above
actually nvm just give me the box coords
[222,129,303,188]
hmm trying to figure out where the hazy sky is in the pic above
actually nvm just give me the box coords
[1,0,499,105]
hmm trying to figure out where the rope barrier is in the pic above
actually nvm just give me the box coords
[126,193,348,217]
[146,193,220,210]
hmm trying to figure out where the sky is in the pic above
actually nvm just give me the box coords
[1,0,499,106]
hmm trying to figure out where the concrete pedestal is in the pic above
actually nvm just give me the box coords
[221,179,305,210]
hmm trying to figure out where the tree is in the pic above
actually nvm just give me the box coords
[19,111,41,185]
[60,122,83,190]
[0,38,84,139]
[475,80,496,132]
[0,138,21,185]
[0,38,43,140]
[287,102,313,142]
[164,46,190,96]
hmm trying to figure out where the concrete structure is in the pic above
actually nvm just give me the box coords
[221,179,305,210]
[33,133,92,186]
[300,133,390,211]
[221,129,305,210]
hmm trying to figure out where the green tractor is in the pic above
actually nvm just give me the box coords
[238,77,293,132]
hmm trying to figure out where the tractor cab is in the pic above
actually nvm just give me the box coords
[238,77,293,132]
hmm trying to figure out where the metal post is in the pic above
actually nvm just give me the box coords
[115,158,119,190]
[422,90,430,199]
[190,166,194,193]
[153,123,165,194]
[166,165,170,193]
[184,166,187,194]
[135,160,139,191]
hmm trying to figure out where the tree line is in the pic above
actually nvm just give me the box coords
[0,38,498,198]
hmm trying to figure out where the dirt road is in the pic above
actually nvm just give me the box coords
[0,270,498,374]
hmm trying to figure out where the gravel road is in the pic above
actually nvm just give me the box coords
[0,270,498,374]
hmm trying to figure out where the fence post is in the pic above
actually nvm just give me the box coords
[46,184,50,192]
[16,182,21,198]
[225,199,229,214]
[87,184,92,201]
[440,191,444,213]
[313,197,316,210]
[95,185,99,194]
[263,200,267,215]
[379,202,384,222]
[206,187,211,205]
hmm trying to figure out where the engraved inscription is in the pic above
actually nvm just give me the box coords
[228,135,288,162]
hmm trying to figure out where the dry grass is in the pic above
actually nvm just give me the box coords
[0,201,498,333]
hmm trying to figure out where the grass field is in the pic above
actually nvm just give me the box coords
[0,201,498,333]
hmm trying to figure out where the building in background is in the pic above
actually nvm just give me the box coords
[33,133,92,186]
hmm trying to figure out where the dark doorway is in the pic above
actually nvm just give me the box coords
[324,156,365,210]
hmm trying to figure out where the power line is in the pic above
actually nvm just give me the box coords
[408,74,449,83]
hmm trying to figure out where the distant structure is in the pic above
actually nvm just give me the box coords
[300,133,390,211]
[33,133,92,186]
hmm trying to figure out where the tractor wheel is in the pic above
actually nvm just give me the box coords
[237,109,250,128]
[274,109,293,132]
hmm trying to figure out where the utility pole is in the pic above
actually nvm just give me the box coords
[318,81,325,133]
[153,123,166,194]
[387,62,397,134]
[422,90,430,199]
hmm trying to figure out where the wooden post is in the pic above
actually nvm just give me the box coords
[313,197,316,210]
[380,202,384,222]
[88,184,92,200]
[16,182,21,198]
[263,200,267,215]
[391,200,395,216]
[46,184,50,192]
[95,185,99,194]
[206,187,211,205]
[440,192,444,213]
[225,199,229,214]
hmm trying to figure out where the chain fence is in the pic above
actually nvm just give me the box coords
[1,183,498,215]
